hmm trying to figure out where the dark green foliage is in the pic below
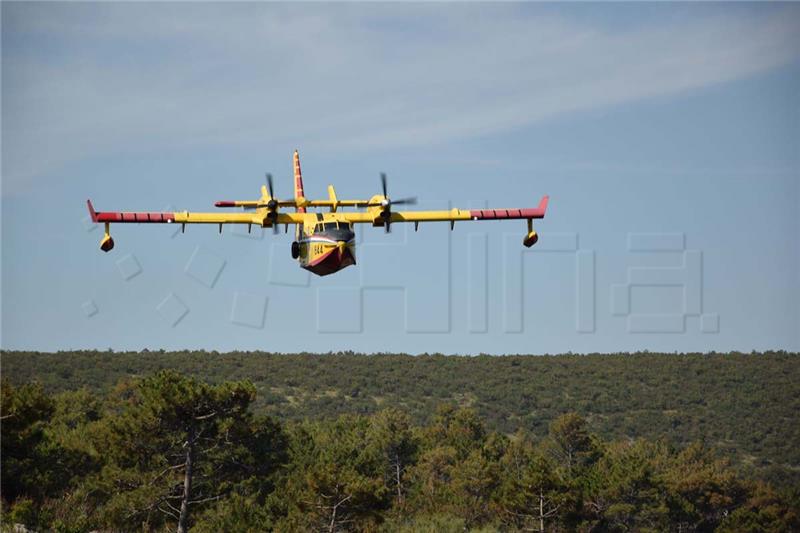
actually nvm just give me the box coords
[191,493,277,532]
[717,482,800,532]
[495,438,575,532]
[3,350,798,489]
[367,408,418,509]
[0,380,96,506]
[1,380,56,502]
[2,351,800,531]
[581,439,673,531]
[87,370,286,531]
[546,411,599,476]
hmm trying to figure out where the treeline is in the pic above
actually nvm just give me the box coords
[2,372,799,532]
[2,350,799,491]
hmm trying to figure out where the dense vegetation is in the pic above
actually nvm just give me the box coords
[2,370,799,532]
[3,350,799,491]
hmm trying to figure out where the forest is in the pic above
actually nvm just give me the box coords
[1,351,799,531]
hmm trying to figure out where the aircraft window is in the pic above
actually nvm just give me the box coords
[324,222,338,231]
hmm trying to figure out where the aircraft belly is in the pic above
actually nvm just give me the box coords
[299,239,356,276]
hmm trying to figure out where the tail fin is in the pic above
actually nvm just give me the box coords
[293,149,306,213]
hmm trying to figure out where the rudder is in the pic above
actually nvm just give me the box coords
[293,150,306,213]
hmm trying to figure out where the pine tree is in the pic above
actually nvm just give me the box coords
[89,370,283,532]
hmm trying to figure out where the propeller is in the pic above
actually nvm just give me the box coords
[235,173,279,233]
[265,173,279,234]
[375,172,417,233]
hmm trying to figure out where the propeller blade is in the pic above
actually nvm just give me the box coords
[265,172,279,233]
[363,197,417,208]
[376,172,415,232]
[266,173,275,199]
[389,196,417,206]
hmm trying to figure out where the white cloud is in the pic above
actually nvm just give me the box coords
[2,3,799,192]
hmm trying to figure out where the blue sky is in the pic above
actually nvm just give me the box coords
[2,3,798,354]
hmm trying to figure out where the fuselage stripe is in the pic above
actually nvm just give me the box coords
[301,236,355,245]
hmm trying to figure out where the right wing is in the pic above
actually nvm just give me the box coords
[87,199,305,226]
[86,200,304,252]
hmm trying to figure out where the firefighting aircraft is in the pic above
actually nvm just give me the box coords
[87,150,549,276]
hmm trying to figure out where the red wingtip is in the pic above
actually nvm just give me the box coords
[87,199,99,222]
[537,195,549,216]
[215,201,236,208]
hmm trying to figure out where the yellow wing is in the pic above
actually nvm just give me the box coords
[336,195,548,224]
[87,199,306,227]
[87,192,549,252]
[337,195,549,247]
[86,199,305,252]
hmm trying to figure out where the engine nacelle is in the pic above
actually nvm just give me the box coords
[100,234,115,252]
[523,231,538,248]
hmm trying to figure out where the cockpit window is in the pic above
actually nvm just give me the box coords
[314,221,352,232]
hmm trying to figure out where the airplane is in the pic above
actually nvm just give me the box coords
[87,150,549,277]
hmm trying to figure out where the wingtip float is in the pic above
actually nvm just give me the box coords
[87,151,549,276]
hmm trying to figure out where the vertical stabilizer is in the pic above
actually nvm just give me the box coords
[293,150,306,213]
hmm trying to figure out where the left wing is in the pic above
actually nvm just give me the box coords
[338,195,549,247]
[397,195,549,223]
[340,195,549,223]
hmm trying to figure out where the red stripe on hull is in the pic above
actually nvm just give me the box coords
[302,247,356,276]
